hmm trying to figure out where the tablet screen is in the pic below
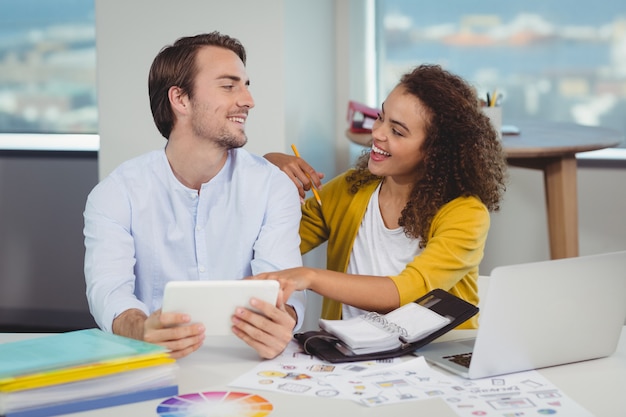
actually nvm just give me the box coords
[162,280,280,336]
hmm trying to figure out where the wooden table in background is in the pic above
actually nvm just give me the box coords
[346,121,623,260]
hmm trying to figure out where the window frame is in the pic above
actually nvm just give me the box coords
[0,133,99,152]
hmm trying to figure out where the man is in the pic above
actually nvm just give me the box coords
[84,32,304,359]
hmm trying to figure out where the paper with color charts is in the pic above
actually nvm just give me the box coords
[228,340,593,416]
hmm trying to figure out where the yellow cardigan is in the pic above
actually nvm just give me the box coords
[299,170,489,329]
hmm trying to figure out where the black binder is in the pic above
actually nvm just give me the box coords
[294,289,479,363]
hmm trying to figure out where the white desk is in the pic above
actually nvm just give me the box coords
[3,328,625,416]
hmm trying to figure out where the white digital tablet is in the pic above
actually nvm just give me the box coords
[161,280,280,336]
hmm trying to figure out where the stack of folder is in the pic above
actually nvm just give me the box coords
[0,329,178,417]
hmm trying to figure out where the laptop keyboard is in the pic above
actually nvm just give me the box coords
[443,352,472,368]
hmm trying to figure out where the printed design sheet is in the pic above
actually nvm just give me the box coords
[228,341,594,416]
[228,340,402,400]
[326,357,594,416]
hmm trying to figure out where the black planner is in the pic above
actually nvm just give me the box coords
[294,289,479,363]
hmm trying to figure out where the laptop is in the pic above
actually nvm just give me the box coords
[415,251,626,379]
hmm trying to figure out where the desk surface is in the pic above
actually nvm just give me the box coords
[2,328,625,416]
[502,120,622,158]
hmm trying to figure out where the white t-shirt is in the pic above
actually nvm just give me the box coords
[343,183,422,319]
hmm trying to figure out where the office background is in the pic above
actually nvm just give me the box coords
[0,0,624,332]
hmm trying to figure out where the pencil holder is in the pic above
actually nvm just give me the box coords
[481,106,502,141]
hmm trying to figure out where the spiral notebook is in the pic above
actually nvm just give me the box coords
[295,289,479,363]
[319,303,451,355]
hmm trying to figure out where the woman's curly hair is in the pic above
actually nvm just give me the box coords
[347,64,507,247]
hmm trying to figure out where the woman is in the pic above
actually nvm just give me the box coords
[260,64,507,328]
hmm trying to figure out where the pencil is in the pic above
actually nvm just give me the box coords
[290,144,322,206]
[489,89,498,107]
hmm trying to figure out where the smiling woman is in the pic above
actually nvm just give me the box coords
[0,0,97,150]
[260,64,507,330]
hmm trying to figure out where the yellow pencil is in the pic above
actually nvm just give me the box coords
[489,89,498,107]
[290,144,322,206]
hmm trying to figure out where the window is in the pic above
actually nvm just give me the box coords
[376,0,626,150]
[0,0,97,151]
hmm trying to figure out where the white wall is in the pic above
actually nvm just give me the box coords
[97,0,339,180]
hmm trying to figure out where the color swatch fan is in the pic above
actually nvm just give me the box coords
[157,391,273,417]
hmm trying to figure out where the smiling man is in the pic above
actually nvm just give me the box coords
[83,32,304,359]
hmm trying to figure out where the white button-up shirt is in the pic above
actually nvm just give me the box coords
[84,148,305,331]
